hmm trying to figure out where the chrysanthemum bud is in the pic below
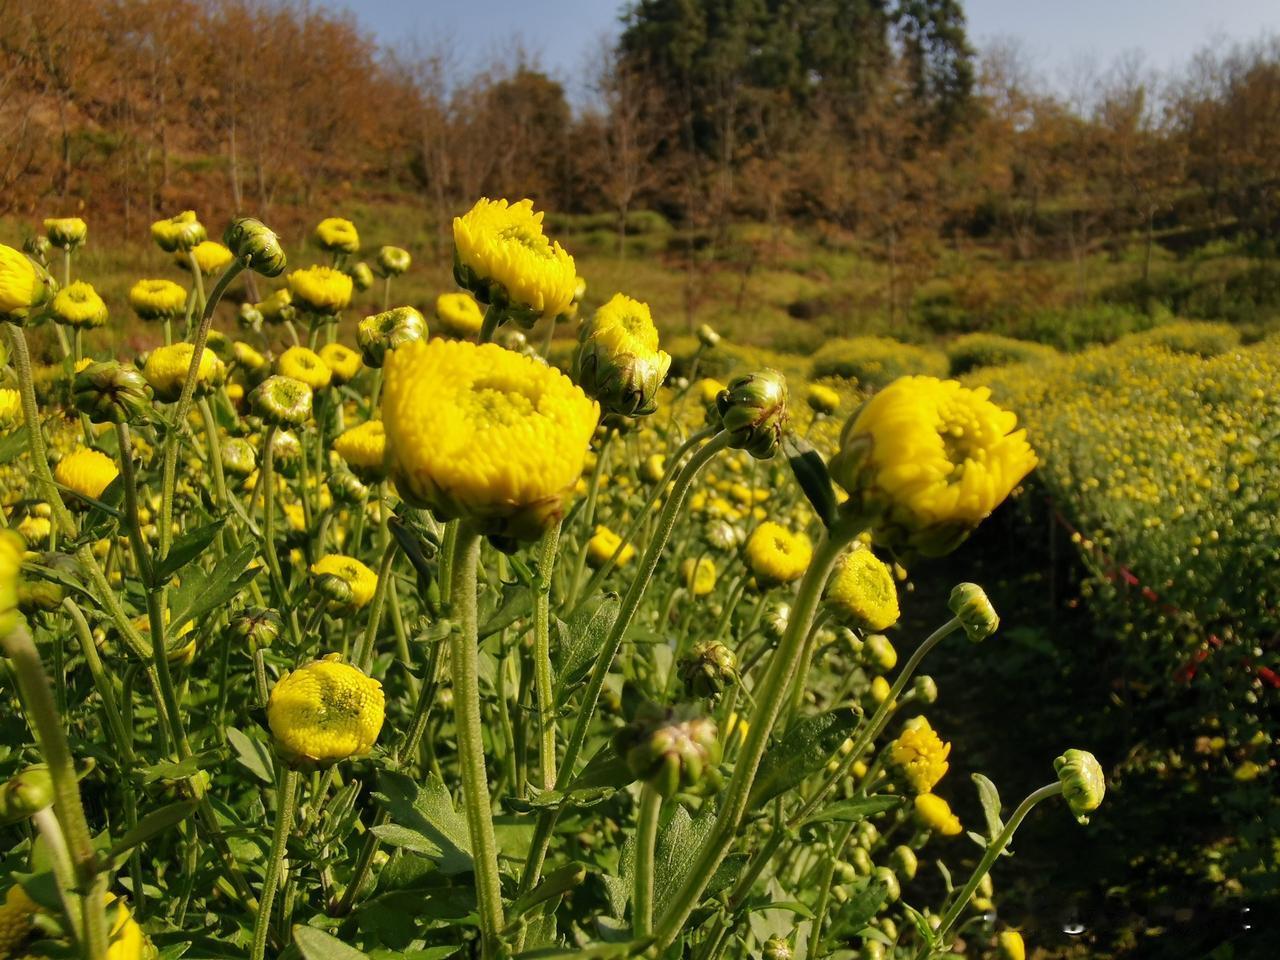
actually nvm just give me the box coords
[0,244,57,325]
[874,866,900,903]
[311,554,378,611]
[678,639,737,701]
[860,940,885,960]
[19,578,64,613]
[706,519,741,551]
[51,281,108,329]
[73,361,152,424]
[314,572,354,608]
[222,438,257,478]
[230,607,282,649]
[806,383,840,416]
[762,938,792,960]
[716,370,788,459]
[44,217,87,251]
[318,343,362,386]
[616,703,722,798]
[256,288,295,325]
[375,245,411,278]
[1054,749,1105,824]
[696,323,721,349]
[288,266,352,315]
[184,240,234,276]
[997,931,1025,960]
[129,279,187,322]
[912,675,938,704]
[0,765,55,824]
[328,465,369,504]
[224,218,287,278]
[949,583,998,641]
[573,293,671,417]
[356,306,427,368]
[238,302,264,331]
[251,375,313,427]
[763,600,791,640]
[863,634,898,673]
[346,261,374,292]
[266,654,385,767]
[152,211,206,253]
[888,844,918,881]
[826,548,900,633]
[270,430,303,478]
[23,234,51,265]
[314,217,360,255]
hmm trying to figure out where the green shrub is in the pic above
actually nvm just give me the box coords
[1117,320,1242,357]
[945,333,1058,375]
[1003,303,1156,351]
[810,336,949,388]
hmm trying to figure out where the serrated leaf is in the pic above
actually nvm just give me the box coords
[136,756,207,784]
[799,795,901,828]
[972,773,1004,840]
[839,877,888,932]
[652,803,717,918]
[554,593,621,702]
[784,433,837,528]
[156,518,225,582]
[748,707,860,808]
[752,900,815,919]
[293,925,371,960]
[373,770,472,874]
[901,902,940,949]
[108,800,198,861]
[478,580,532,640]
[168,541,260,630]
[226,727,274,784]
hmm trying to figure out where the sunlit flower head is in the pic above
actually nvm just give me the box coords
[332,420,386,481]
[129,279,187,322]
[890,717,951,793]
[143,343,225,402]
[574,292,671,417]
[587,525,635,567]
[54,448,119,501]
[682,556,717,597]
[914,793,962,835]
[314,217,360,255]
[0,389,23,430]
[184,240,233,276]
[288,266,353,315]
[51,281,108,329]
[435,292,485,338]
[318,343,362,384]
[43,217,87,250]
[276,346,332,390]
[266,654,384,766]
[826,546,899,632]
[151,211,206,253]
[310,554,378,609]
[744,521,812,585]
[0,244,56,323]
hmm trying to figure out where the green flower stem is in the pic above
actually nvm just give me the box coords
[354,539,397,672]
[251,767,300,960]
[568,425,718,620]
[448,526,506,959]
[197,399,233,546]
[915,782,1064,960]
[257,423,300,647]
[632,785,662,937]
[648,512,864,951]
[61,598,132,764]
[533,519,562,789]
[786,609,832,719]
[809,820,857,959]
[1,624,108,960]
[563,427,613,610]
[519,431,732,900]
[478,303,503,344]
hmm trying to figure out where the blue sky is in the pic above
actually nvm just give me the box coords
[324,0,1280,98]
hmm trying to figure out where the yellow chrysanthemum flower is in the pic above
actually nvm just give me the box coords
[0,244,54,321]
[744,521,812,585]
[266,654,385,765]
[129,279,188,321]
[332,420,386,480]
[106,894,147,960]
[640,453,665,484]
[870,675,891,703]
[143,343,225,402]
[150,210,205,253]
[16,515,50,546]
[452,197,577,322]
[682,556,717,597]
[314,217,360,255]
[0,530,24,636]
[276,346,332,390]
[435,291,485,338]
[587,525,634,567]
[381,338,599,540]
[574,293,672,416]
[54,449,119,501]
[185,240,233,275]
[288,266,353,315]
[806,383,840,416]
[826,546,900,632]
[0,884,38,956]
[694,378,727,407]
[890,717,951,793]
[914,793,962,835]
[311,554,378,609]
[43,216,87,249]
[51,280,108,329]
[318,343,362,384]
[997,930,1026,960]
[256,288,294,324]
[0,389,22,430]
[830,376,1037,556]
[232,341,268,374]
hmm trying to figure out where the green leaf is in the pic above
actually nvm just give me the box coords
[226,727,274,784]
[478,580,532,641]
[136,756,207,784]
[168,541,260,630]
[751,900,814,919]
[372,770,472,875]
[972,773,1004,840]
[293,925,371,960]
[748,707,861,808]
[0,425,30,465]
[156,518,225,582]
[554,593,621,703]
[108,800,199,861]
[799,795,902,829]
[784,433,838,528]
[652,803,717,918]
[839,877,888,932]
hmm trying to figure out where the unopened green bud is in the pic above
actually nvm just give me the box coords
[696,323,720,349]
[314,572,354,608]
[616,703,722,799]
[222,438,257,478]
[763,600,790,640]
[494,326,531,354]
[864,634,897,673]
[44,216,88,250]
[347,261,374,293]
[73,361,152,424]
[251,375,313,427]
[0,764,55,824]
[271,430,303,478]
[677,639,737,702]
[888,844,917,881]
[23,234,51,265]
[1054,749,1105,824]
[849,846,873,876]
[859,939,885,960]
[224,217,287,277]
[716,369,788,459]
[356,307,427,368]
[238,302,264,331]
[232,342,270,381]
[873,866,899,903]
[762,937,792,960]
[230,607,283,649]
[949,583,998,641]
[19,578,64,613]
[152,211,206,253]
[328,465,369,504]
[256,289,295,326]
[912,675,938,704]
[572,294,671,417]
[375,245,411,278]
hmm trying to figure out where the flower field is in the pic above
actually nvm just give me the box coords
[0,198,1266,960]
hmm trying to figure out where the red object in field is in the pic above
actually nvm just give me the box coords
[1258,666,1280,689]
[1174,649,1210,685]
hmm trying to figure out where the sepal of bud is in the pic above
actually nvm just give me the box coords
[0,765,55,824]
[616,703,722,798]
[949,583,999,642]
[222,438,257,478]
[251,376,313,427]
[73,361,152,424]
[230,607,282,648]
[224,218,287,277]
[375,245,412,277]
[716,370,788,459]
[356,307,427,368]
[762,938,793,960]
[1054,749,1105,824]
[677,639,738,701]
